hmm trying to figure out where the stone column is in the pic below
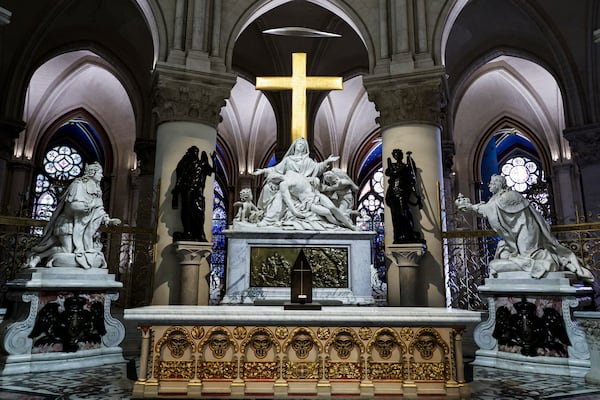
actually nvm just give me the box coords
[0,119,25,214]
[166,0,217,71]
[552,160,582,224]
[4,157,34,216]
[132,138,156,228]
[385,243,426,306]
[175,241,212,305]
[364,70,446,307]
[564,124,600,221]
[151,70,235,305]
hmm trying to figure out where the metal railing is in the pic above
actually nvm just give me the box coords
[442,221,600,311]
[2,216,598,312]
[0,216,155,309]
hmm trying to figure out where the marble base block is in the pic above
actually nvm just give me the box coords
[573,311,600,384]
[221,229,375,305]
[0,267,125,375]
[472,272,592,377]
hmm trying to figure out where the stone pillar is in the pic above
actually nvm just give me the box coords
[573,311,600,384]
[4,157,34,216]
[364,70,446,307]
[151,70,235,305]
[564,124,600,221]
[385,243,426,306]
[175,241,212,305]
[166,0,217,71]
[0,119,25,213]
[552,160,582,224]
[132,138,157,228]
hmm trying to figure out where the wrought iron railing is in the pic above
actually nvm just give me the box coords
[442,221,600,311]
[0,216,155,309]
[3,217,598,312]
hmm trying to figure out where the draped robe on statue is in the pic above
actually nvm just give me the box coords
[474,189,593,281]
[256,138,352,230]
[31,175,110,269]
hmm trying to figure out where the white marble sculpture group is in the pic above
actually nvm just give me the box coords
[236,138,358,231]
[456,174,594,282]
[25,162,121,269]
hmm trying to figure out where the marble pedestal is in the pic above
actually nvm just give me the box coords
[0,267,125,375]
[221,229,375,305]
[472,272,592,377]
[385,242,427,306]
[573,311,600,384]
[174,241,212,305]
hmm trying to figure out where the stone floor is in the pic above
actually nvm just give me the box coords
[0,357,599,400]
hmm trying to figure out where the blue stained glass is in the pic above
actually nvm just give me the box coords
[357,166,385,284]
[34,145,84,221]
[210,179,228,304]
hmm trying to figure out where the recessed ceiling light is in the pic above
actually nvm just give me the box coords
[262,27,341,38]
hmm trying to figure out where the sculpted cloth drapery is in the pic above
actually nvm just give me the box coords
[250,138,357,231]
[25,162,121,269]
[456,174,593,281]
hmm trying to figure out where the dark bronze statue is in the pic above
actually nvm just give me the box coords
[172,146,216,242]
[384,149,423,243]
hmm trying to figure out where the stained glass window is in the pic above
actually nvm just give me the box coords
[32,145,84,223]
[44,146,82,180]
[501,156,539,193]
[210,179,227,304]
[500,155,550,220]
[356,167,386,302]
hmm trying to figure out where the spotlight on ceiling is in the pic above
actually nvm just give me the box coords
[262,27,341,38]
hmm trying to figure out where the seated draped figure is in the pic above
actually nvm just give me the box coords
[455,174,593,282]
[246,137,358,231]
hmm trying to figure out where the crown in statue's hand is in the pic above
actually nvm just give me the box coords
[455,193,471,210]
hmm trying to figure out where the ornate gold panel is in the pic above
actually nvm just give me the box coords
[197,361,237,380]
[138,324,464,398]
[157,358,195,380]
[242,361,280,380]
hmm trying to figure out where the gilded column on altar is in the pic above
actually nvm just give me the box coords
[364,71,447,307]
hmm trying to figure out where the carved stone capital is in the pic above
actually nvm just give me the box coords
[152,67,236,128]
[564,124,600,167]
[174,241,213,265]
[363,70,446,129]
[385,243,427,267]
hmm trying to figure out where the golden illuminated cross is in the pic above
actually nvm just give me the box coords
[256,53,343,142]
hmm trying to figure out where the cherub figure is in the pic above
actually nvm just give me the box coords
[233,188,259,223]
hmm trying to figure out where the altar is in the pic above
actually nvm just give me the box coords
[221,229,376,305]
[124,305,482,399]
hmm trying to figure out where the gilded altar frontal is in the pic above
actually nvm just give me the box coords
[250,247,348,288]
[134,323,466,399]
